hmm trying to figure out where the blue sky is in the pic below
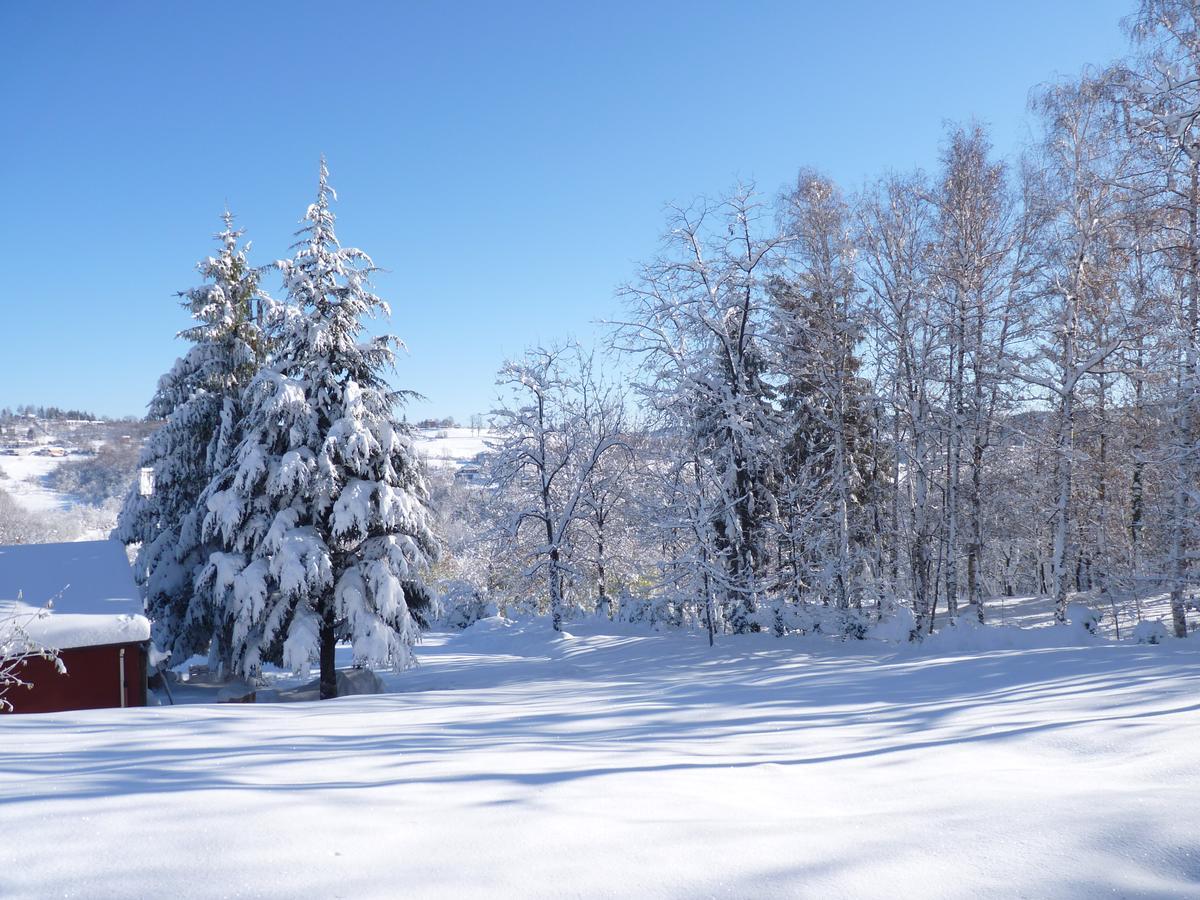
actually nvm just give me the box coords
[0,1,1131,422]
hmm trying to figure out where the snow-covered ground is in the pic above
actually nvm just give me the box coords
[2,619,1198,898]
[984,591,1193,640]
[0,449,85,512]
[413,427,492,469]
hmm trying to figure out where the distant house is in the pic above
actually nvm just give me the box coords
[0,540,150,714]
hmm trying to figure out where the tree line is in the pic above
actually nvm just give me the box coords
[128,2,1200,675]
[436,0,1200,642]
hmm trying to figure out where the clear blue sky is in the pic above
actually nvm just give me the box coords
[0,1,1132,422]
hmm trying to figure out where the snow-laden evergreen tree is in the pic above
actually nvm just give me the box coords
[198,160,438,699]
[116,213,266,665]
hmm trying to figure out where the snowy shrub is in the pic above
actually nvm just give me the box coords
[837,614,868,640]
[615,592,681,630]
[761,600,827,636]
[869,603,917,643]
[1133,620,1169,645]
[1066,602,1101,635]
[498,595,542,620]
[437,580,498,629]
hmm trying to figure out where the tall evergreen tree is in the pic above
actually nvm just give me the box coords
[198,160,438,699]
[116,212,266,665]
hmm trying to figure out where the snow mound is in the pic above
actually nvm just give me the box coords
[916,616,1098,653]
[1133,619,1170,644]
[453,615,573,655]
[868,604,916,642]
[1066,601,1101,633]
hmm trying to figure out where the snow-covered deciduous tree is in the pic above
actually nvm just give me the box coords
[1026,77,1133,622]
[198,161,438,699]
[572,361,639,619]
[1124,0,1200,636]
[425,466,516,626]
[617,188,784,634]
[858,172,941,634]
[488,343,631,631]
[116,212,267,665]
[771,170,873,614]
[929,124,1034,622]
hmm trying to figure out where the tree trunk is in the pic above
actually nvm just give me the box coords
[968,435,985,623]
[1051,383,1074,623]
[945,298,965,619]
[595,530,610,619]
[549,547,563,632]
[319,605,337,701]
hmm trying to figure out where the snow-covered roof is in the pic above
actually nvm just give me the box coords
[0,540,143,617]
[1,602,151,649]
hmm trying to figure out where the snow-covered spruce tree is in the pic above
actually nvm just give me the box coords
[116,212,266,666]
[199,161,438,699]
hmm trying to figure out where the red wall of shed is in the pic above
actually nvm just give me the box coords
[6,641,148,714]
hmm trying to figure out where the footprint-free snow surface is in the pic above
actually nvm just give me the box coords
[3,619,1199,898]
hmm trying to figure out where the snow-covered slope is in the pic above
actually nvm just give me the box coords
[412,427,492,469]
[1,621,1198,897]
[0,449,84,512]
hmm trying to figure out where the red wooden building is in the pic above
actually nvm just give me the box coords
[0,540,151,714]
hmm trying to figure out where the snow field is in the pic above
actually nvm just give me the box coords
[1,619,1198,898]
[0,449,83,513]
[412,427,491,469]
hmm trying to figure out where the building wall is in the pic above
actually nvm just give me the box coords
[7,641,148,714]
